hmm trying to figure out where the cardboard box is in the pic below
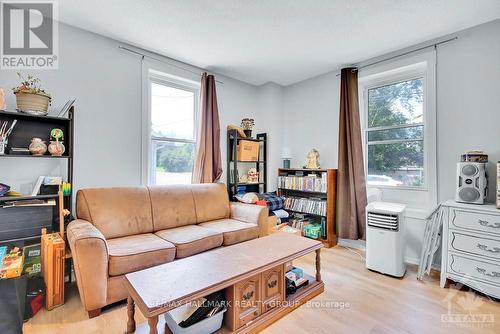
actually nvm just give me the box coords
[237,140,260,161]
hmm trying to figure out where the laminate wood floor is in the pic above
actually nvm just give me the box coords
[23,246,500,334]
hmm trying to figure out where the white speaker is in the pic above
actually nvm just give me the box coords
[455,162,488,204]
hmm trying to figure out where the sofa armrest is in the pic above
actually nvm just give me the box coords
[67,219,109,312]
[230,202,269,236]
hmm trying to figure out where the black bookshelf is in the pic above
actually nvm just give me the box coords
[226,129,267,200]
[0,108,74,242]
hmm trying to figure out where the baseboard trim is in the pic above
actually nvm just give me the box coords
[338,239,441,272]
[337,238,366,250]
[405,256,441,271]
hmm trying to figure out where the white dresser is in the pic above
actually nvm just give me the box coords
[441,200,500,298]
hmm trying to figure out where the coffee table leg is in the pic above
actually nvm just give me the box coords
[127,296,136,333]
[148,315,159,334]
[315,248,322,282]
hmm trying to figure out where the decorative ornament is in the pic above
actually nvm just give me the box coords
[48,128,65,156]
[304,149,321,169]
[247,167,259,183]
[240,118,255,138]
[29,138,47,156]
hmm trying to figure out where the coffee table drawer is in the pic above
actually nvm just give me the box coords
[234,274,261,328]
[261,265,284,313]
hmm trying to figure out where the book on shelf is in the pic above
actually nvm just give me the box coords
[277,172,327,192]
[283,196,327,216]
[286,213,326,240]
[0,246,24,279]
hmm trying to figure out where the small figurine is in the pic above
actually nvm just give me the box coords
[240,118,255,138]
[304,149,321,169]
[247,167,259,183]
[238,174,248,183]
[48,128,65,156]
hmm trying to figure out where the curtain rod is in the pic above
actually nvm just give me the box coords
[336,36,458,76]
[119,45,224,84]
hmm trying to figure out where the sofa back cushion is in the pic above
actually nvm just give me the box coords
[191,183,230,223]
[148,185,197,230]
[76,187,154,239]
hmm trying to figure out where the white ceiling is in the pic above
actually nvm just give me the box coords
[59,0,500,86]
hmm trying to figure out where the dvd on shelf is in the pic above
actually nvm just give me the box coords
[277,173,327,193]
[283,196,326,216]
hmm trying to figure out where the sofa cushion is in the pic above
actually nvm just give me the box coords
[155,225,223,259]
[76,187,154,239]
[107,234,175,276]
[149,185,197,231]
[199,219,259,246]
[192,183,230,223]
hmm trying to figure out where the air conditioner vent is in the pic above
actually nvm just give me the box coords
[367,212,399,231]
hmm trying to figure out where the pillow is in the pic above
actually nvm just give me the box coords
[235,192,258,204]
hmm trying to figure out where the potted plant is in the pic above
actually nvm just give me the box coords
[12,73,51,116]
[240,118,255,138]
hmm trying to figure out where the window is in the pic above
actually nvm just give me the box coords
[148,78,198,185]
[365,77,425,188]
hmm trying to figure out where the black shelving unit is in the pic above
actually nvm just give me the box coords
[0,107,74,243]
[227,129,267,200]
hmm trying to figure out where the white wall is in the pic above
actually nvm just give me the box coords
[280,19,500,263]
[282,72,340,169]
[256,83,284,190]
[0,23,283,195]
[437,19,500,203]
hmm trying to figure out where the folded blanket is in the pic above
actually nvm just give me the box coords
[261,192,284,211]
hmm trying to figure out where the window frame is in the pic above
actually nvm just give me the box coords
[363,73,426,190]
[358,53,436,206]
[144,70,200,186]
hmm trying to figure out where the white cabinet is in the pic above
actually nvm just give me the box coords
[441,201,500,299]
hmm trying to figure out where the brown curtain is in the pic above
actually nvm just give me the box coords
[192,73,223,183]
[336,67,368,240]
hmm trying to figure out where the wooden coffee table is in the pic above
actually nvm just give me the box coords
[124,233,324,334]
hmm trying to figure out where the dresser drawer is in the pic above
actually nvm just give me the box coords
[449,231,500,260]
[450,209,500,237]
[448,253,500,287]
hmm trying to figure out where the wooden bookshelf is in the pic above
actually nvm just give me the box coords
[277,168,337,247]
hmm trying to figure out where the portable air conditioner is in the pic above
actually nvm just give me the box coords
[366,202,406,277]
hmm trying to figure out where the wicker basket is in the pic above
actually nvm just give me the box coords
[15,92,51,116]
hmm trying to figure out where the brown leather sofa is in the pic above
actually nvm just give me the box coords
[67,183,268,318]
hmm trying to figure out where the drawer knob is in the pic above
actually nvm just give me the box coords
[478,219,500,228]
[476,267,500,278]
[477,243,500,254]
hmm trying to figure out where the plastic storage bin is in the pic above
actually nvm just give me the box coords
[164,298,226,334]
